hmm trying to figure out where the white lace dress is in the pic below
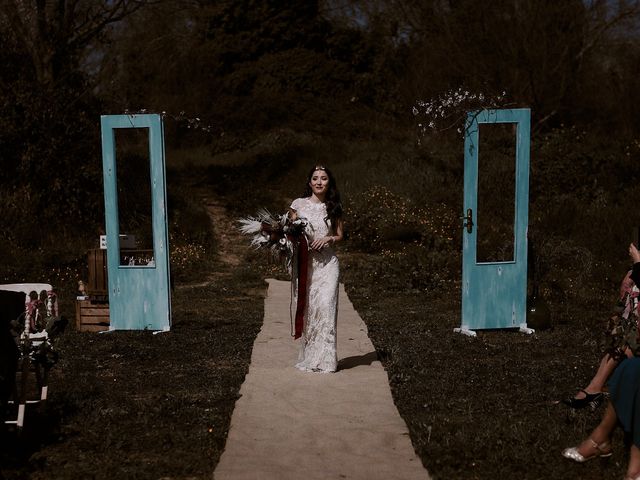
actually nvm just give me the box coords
[290,197,339,373]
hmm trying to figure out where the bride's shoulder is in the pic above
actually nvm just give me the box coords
[290,197,310,209]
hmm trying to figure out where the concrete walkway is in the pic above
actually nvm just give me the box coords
[214,279,430,480]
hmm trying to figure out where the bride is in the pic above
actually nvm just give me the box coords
[289,165,344,373]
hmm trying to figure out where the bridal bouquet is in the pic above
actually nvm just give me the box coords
[238,209,312,339]
[238,209,310,270]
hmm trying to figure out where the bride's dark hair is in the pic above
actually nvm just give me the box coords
[302,165,343,231]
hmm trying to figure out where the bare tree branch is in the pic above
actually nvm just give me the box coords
[0,0,157,87]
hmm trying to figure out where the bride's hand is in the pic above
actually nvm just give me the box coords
[310,236,334,250]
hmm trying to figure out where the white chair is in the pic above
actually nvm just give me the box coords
[0,283,55,430]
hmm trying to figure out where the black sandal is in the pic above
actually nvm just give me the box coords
[562,390,607,410]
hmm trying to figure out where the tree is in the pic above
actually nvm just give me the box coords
[0,0,152,88]
[0,1,156,247]
[394,0,640,130]
[95,0,397,135]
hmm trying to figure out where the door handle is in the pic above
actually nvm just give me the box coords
[460,208,473,233]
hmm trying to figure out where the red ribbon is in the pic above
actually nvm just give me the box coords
[293,235,309,339]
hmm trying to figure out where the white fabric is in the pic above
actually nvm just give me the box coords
[290,197,339,373]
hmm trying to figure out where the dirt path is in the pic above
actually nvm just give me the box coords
[201,194,243,268]
[175,188,247,289]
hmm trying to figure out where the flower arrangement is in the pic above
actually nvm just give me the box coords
[238,209,311,271]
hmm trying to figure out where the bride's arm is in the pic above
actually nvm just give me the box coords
[309,219,344,250]
[331,219,344,243]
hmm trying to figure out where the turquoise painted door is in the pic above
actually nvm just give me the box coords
[460,109,530,332]
[100,114,171,331]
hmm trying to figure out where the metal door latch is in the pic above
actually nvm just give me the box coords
[460,208,473,233]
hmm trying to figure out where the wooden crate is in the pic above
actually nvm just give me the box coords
[87,248,108,299]
[75,299,110,332]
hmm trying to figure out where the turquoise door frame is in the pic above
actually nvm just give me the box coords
[458,109,531,336]
[100,114,171,331]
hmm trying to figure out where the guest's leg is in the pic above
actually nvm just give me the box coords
[575,353,618,399]
[573,403,617,457]
[627,444,640,479]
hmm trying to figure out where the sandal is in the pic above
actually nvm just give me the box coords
[562,390,607,410]
[562,438,612,463]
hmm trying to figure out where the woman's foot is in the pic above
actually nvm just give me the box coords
[562,437,612,462]
[563,390,606,410]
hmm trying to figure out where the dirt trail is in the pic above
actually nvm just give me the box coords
[174,187,247,290]
[201,194,243,268]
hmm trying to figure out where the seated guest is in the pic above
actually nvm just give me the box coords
[563,354,640,480]
[564,243,640,410]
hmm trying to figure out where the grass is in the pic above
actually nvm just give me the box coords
[341,252,627,479]
[1,260,266,480]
